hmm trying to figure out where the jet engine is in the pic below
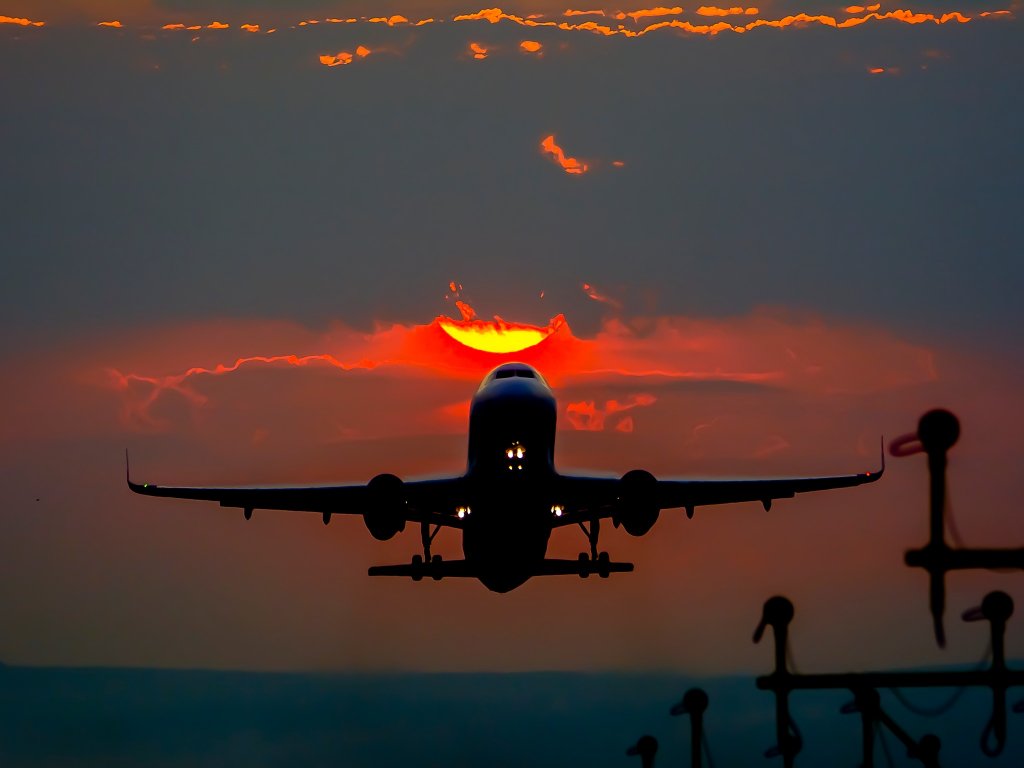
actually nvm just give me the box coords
[615,469,660,537]
[363,473,407,541]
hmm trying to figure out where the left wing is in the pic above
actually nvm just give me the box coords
[127,461,467,528]
[552,454,883,526]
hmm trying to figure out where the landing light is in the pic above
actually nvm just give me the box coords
[505,443,525,461]
[551,504,565,517]
[456,505,471,519]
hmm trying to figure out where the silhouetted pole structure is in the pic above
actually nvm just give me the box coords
[670,688,709,768]
[753,592,1024,766]
[840,688,942,767]
[753,597,800,766]
[627,735,658,768]
[896,409,1024,647]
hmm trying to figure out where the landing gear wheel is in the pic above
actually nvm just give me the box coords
[411,554,423,582]
[578,552,590,578]
[597,551,610,578]
[431,554,443,581]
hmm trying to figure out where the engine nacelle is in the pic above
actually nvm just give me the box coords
[615,469,660,537]
[363,473,407,541]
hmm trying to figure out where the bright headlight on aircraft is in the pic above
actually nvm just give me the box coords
[551,504,565,517]
[456,505,471,519]
[505,443,525,462]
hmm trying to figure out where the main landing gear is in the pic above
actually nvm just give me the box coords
[409,520,444,581]
[577,518,613,578]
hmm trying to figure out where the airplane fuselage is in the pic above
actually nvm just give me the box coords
[461,364,559,592]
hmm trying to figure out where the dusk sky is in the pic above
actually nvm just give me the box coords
[1,1,1023,759]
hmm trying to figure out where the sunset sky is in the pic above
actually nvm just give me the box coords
[2,0,1022,705]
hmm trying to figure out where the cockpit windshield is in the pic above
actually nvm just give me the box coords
[482,364,547,387]
[494,369,535,380]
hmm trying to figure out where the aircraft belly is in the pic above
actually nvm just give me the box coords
[461,497,551,592]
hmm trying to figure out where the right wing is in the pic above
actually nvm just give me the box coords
[127,457,467,528]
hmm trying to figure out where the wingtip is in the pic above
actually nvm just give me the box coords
[866,436,885,481]
[125,449,145,492]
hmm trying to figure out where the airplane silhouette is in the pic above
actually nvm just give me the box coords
[128,362,882,593]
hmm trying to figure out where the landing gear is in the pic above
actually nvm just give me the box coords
[577,519,613,578]
[408,521,443,579]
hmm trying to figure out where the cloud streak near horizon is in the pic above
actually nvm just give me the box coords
[98,290,936,439]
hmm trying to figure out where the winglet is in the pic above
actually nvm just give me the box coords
[863,437,885,482]
[125,449,146,493]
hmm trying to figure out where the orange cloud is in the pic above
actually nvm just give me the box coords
[1,15,44,26]
[470,41,489,59]
[455,8,508,22]
[541,135,588,175]
[692,6,749,17]
[240,23,260,32]
[101,288,939,436]
[564,9,606,16]
[520,39,543,52]
[162,23,185,30]
[207,21,229,29]
[444,5,990,39]
[626,6,684,22]
[845,3,881,12]
[320,51,354,66]
[368,15,409,25]
[566,394,657,431]
[97,20,123,28]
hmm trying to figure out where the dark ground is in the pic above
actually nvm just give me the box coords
[1,665,1022,766]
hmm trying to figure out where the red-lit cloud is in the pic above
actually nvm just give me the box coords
[5,4,1010,48]
[566,393,657,431]
[98,288,939,439]
[1,15,44,26]
[320,47,370,67]
[368,15,409,25]
[540,135,588,174]
[696,6,760,16]
[625,6,684,22]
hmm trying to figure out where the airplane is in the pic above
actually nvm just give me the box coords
[128,361,883,593]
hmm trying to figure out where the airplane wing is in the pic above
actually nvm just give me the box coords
[127,460,467,529]
[552,452,883,527]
